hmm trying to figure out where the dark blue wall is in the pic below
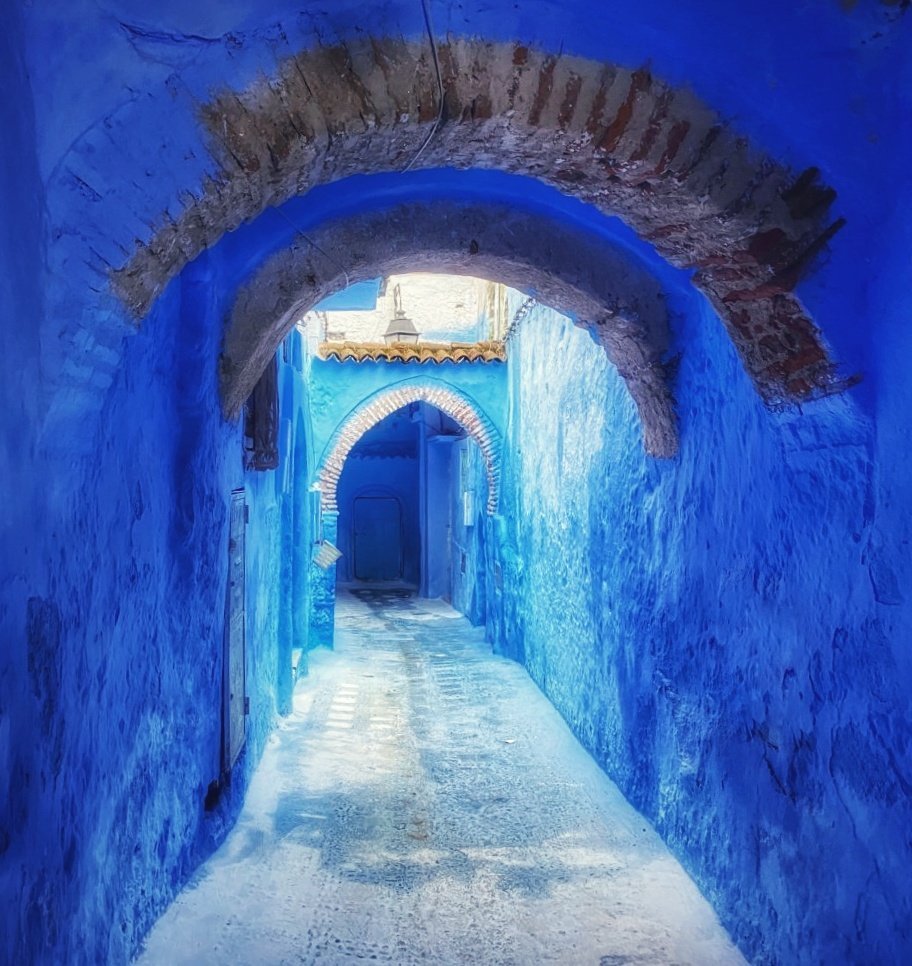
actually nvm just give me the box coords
[335,410,421,587]
[0,10,48,956]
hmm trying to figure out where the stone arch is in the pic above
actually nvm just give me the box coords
[228,200,678,458]
[111,38,847,411]
[317,383,501,515]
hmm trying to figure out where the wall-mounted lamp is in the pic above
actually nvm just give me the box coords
[382,283,421,345]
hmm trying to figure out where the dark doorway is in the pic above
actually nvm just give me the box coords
[353,496,403,581]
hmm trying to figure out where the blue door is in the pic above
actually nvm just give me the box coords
[353,496,403,581]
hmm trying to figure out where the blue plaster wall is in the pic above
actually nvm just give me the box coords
[498,293,912,962]
[421,416,454,601]
[0,10,50,955]
[316,279,382,312]
[309,359,507,463]
[448,438,490,626]
[1,203,313,966]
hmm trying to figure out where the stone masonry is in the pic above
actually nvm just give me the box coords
[111,38,847,412]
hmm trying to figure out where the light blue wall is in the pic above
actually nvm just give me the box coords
[310,358,507,465]
[316,278,382,312]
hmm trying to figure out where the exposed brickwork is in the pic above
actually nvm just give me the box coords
[227,201,678,458]
[111,38,846,412]
[318,383,501,515]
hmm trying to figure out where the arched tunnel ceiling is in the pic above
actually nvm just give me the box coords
[110,38,847,409]
[227,201,678,458]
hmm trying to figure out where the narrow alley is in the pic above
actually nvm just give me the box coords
[138,591,744,965]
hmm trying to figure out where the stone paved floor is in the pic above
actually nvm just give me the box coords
[138,590,745,965]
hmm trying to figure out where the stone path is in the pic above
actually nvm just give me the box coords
[138,590,745,965]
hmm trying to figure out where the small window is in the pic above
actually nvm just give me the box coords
[243,355,279,471]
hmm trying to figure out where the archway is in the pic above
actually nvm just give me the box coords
[228,199,677,457]
[316,381,501,515]
[110,38,845,413]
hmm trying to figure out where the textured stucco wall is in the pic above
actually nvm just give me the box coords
[499,298,911,962]
[449,438,491,626]
[1,238,312,964]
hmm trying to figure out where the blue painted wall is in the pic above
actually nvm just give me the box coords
[3,0,911,962]
[497,291,912,961]
[310,359,507,462]
[448,438,490,627]
[0,187,314,966]
[421,411,457,601]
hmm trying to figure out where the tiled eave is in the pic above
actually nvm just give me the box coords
[317,340,506,364]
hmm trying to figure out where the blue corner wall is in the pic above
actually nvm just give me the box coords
[0,201,314,965]
[497,291,912,962]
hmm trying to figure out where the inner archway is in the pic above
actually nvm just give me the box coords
[317,382,501,517]
[227,197,677,458]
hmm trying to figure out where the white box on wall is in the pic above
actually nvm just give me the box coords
[463,490,475,527]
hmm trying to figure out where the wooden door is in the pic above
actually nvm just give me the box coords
[353,496,402,581]
[223,489,247,771]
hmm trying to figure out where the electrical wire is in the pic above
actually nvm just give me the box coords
[269,0,445,290]
[403,0,446,172]
[273,205,351,290]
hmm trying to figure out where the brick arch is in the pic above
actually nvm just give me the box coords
[317,384,501,515]
[227,200,678,458]
[112,37,848,410]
